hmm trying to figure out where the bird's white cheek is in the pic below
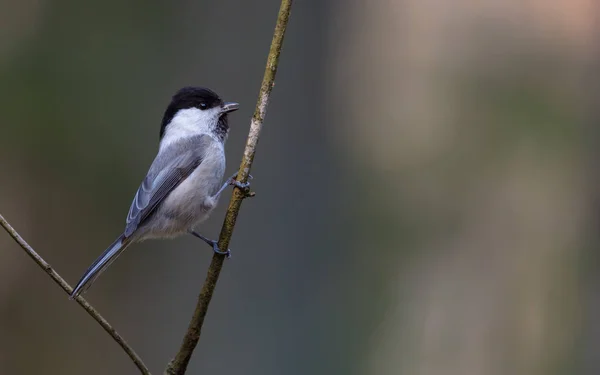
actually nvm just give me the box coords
[160,107,220,150]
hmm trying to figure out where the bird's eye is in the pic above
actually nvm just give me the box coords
[200,103,207,109]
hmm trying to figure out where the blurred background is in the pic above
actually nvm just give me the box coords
[0,0,596,374]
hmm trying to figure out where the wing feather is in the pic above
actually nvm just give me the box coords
[123,134,213,238]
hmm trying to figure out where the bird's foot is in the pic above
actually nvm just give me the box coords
[189,230,231,258]
[228,173,252,189]
[214,173,254,198]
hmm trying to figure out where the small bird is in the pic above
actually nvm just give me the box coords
[71,87,246,298]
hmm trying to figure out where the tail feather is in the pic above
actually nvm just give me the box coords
[70,235,130,299]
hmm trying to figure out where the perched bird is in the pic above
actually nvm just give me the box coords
[71,87,245,298]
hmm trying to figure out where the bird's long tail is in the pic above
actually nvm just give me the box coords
[70,234,131,299]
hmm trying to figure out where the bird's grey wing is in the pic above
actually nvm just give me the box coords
[123,134,215,237]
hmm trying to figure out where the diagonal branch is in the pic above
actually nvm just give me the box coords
[0,213,151,375]
[164,1,293,374]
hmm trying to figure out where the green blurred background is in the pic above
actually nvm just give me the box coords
[0,0,596,374]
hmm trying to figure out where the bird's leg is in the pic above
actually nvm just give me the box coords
[214,173,253,197]
[189,230,231,258]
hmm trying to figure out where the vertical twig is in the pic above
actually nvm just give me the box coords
[0,214,151,375]
[164,1,293,374]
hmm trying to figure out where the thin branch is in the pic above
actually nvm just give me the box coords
[0,213,151,375]
[164,1,293,374]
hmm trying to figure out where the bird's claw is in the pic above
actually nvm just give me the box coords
[228,173,254,197]
[228,174,252,186]
[211,241,231,258]
[190,230,231,258]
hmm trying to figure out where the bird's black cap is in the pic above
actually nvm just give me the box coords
[159,87,224,139]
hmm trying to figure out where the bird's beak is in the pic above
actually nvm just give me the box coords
[222,102,240,113]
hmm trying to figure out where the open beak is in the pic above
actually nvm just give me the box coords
[222,102,240,113]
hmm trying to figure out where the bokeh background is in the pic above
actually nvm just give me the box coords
[0,0,597,374]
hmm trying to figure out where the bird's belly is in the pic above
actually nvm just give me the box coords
[151,163,223,236]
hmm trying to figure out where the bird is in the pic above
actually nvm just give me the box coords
[70,86,246,298]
